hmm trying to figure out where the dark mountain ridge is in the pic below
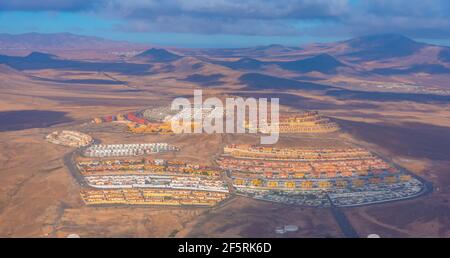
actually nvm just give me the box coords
[218,53,346,74]
[134,48,182,62]
[0,32,143,50]
[276,54,345,74]
[339,34,428,60]
[0,52,151,75]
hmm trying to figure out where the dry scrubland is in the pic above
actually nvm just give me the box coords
[0,53,449,237]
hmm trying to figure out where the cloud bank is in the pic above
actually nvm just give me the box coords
[1,0,449,39]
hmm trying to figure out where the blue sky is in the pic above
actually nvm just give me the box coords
[0,0,449,47]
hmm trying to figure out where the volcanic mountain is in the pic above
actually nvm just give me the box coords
[0,52,151,75]
[0,32,143,51]
[246,44,303,56]
[217,54,346,74]
[305,34,436,63]
[438,48,450,62]
[239,73,335,91]
[296,34,450,78]
[342,34,427,60]
[134,48,182,62]
[219,57,266,70]
[176,44,302,58]
[276,54,346,74]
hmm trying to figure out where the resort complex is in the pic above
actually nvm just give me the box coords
[276,112,340,133]
[77,158,222,177]
[83,174,228,192]
[80,188,228,206]
[83,143,179,157]
[92,112,175,134]
[75,143,230,206]
[256,111,340,134]
[217,144,425,207]
[92,107,340,135]
[77,107,428,208]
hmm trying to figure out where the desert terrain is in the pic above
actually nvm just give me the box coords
[0,33,449,237]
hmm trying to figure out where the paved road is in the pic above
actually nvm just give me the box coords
[63,139,101,188]
[326,194,360,238]
[63,149,88,187]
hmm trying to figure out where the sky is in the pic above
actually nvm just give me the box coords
[0,0,450,48]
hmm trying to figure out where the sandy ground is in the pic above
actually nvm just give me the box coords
[0,63,449,238]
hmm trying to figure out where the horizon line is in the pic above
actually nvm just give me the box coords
[1,31,449,49]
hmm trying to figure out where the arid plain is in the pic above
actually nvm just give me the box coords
[0,33,449,237]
